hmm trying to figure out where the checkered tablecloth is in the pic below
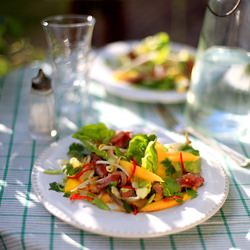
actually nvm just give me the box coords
[0,64,250,250]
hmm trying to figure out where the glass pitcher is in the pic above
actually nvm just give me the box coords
[185,0,250,142]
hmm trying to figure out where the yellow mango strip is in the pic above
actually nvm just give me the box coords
[155,142,199,163]
[114,70,139,82]
[140,193,190,212]
[166,152,199,162]
[119,159,164,183]
[64,178,82,193]
[100,192,112,204]
[155,142,168,179]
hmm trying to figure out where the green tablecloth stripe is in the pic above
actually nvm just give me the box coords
[1,212,249,221]
[50,215,55,250]
[139,238,145,250]
[80,230,84,250]
[169,235,177,250]
[239,141,249,157]
[0,213,52,217]
[114,96,122,108]
[225,158,250,216]
[109,237,114,250]
[0,234,7,250]
[0,69,24,206]
[197,226,206,250]
[219,208,236,248]
[3,230,249,238]
[21,140,36,250]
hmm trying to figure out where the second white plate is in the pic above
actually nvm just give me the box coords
[91,41,196,103]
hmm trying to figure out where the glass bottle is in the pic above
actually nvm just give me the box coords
[29,69,58,141]
[185,0,250,142]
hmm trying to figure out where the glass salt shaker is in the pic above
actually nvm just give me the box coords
[29,69,58,141]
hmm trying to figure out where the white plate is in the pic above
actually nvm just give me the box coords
[90,41,196,103]
[32,127,229,238]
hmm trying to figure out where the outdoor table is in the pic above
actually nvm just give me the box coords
[0,63,249,250]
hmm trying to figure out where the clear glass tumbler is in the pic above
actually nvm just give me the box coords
[41,15,96,132]
[185,0,250,142]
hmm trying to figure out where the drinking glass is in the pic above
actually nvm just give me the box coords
[41,15,95,132]
[185,0,250,142]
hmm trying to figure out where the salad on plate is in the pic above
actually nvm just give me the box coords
[109,32,195,92]
[45,123,204,214]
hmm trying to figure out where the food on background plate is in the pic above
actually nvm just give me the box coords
[44,123,204,214]
[109,32,195,92]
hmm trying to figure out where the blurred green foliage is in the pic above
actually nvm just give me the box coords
[0,16,45,76]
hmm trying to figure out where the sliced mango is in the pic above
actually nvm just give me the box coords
[156,141,199,162]
[140,193,190,212]
[114,70,139,82]
[165,151,199,162]
[119,159,163,183]
[64,178,82,193]
[155,141,199,176]
[155,142,168,179]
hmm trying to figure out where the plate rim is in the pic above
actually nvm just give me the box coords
[32,128,229,238]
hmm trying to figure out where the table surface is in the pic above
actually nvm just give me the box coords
[0,63,250,250]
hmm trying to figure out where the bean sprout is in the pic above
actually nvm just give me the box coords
[106,164,116,173]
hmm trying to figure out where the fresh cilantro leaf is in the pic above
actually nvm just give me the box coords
[161,159,176,176]
[122,200,134,213]
[63,192,71,197]
[67,143,89,160]
[186,188,198,199]
[180,144,200,156]
[63,163,81,176]
[109,181,118,187]
[49,182,64,192]
[162,176,181,197]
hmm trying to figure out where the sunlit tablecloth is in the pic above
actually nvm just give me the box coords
[0,64,250,250]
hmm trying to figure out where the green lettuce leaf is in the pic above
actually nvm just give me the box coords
[72,123,115,144]
[135,32,170,54]
[141,140,157,173]
[131,139,157,199]
[132,178,152,199]
[126,133,156,165]
[134,32,170,64]
[72,123,115,160]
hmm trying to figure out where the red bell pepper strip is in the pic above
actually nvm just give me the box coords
[127,158,137,182]
[179,152,186,174]
[69,193,94,202]
[132,205,138,215]
[163,195,183,202]
[67,163,93,179]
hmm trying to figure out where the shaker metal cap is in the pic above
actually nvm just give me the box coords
[32,69,52,91]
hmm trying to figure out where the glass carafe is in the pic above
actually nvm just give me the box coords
[185,0,250,142]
